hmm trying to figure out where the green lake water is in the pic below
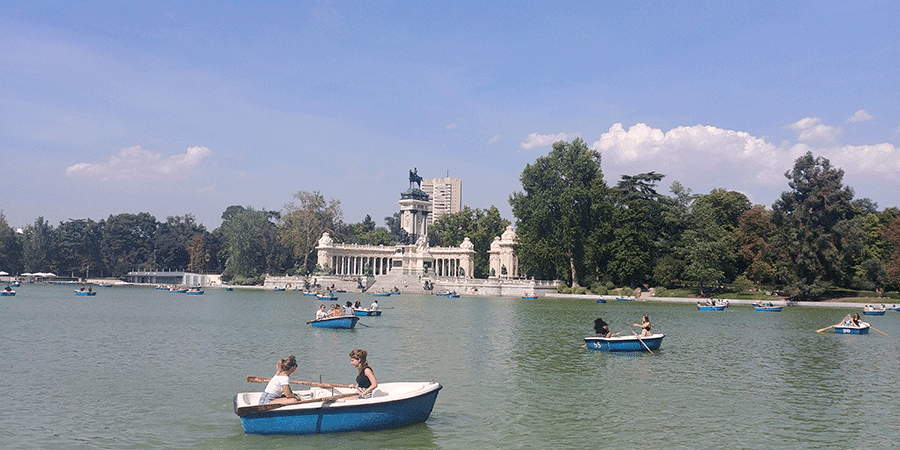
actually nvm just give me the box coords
[2,283,898,449]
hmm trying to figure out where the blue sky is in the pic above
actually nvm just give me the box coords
[2,1,898,230]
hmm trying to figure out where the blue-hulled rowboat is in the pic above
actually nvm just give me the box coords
[186,290,204,295]
[754,306,782,312]
[354,309,382,316]
[307,316,359,329]
[75,290,97,296]
[697,305,726,311]
[596,299,606,303]
[372,292,391,297]
[583,333,665,352]
[862,309,886,316]
[1,290,16,296]
[615,297,632,301]
[234,381,442,435]
[834,324,869,334]
[521,295,538,299]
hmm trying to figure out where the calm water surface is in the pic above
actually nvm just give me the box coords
[2,283,899,449]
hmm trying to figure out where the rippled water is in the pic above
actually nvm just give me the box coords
[2,284,899,449]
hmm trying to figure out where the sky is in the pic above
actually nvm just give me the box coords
[2,1,899,231]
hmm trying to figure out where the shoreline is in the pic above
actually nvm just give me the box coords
[549,293,899,310]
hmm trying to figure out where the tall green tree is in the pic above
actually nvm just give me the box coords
[734,205,776,285]
[22,217,54,273]
[153,214,206,271]
[771,152,855,300]
[429,206,510,278]
[606,172,665,287]
[0,211,23,275]
[218,206,281,280]
[278,191,342,274]
[56,219,104,278]
[510,138,608,286]
[100,213,157,277]
[678,189,750,293]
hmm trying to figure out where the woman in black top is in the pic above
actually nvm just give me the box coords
[349,348,377,398]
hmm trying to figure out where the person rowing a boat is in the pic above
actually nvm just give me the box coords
[259,355,302,405]
[593,317,612,338]
[633,315,652,337]
[851,313,864,327]
[349,348,378,399]
[369,299,379,311]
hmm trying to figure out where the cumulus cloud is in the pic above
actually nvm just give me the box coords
[848,110,873,122]
[589,121,900,205]
[787,117,841,145]
[65,146,212,181]
[520,132,580,150]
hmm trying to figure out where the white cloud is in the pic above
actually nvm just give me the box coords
[848,110,874,122]
[520,132,580,150]
[589,122,900,205]
[787,117,841,145]
[65,146,212,181]
[445,123,458,130]
[488,134,500,144]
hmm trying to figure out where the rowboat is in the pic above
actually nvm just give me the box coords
[234,381,442,435]
[596,299,606,303]
[1,290,15,296]
[448,293,460,298]
[697,305,726,311]
[583,333,665,352]
[272,287,285,291]
[754,306,782,312]
[372,292,392,297]
[186,290,205,295]
[615,297,632,301]
[225,287,233,291]
[169,288,188,293]
[521,295,538,299]
[75,291,97,296]
[885,305,900,311]
[354,309,383,316]
[307,316,359,329]
[10,281,22,287]
[317,294,339,301]
[862,309,886,316]
[834,324,869,334]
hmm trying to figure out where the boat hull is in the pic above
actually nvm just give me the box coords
[584,333,664,352]
[236,382,442,435]
[354,310,382,316]
[186,291,205,295]
[308,316,359,329]
[75,291,97,296]
[834,325,869,334]
[697,305,725,311]
[754,306,782,312]
[862,310,885,316]
[0,291,15,296]
[372,293,391,297]
[615,297,632,301]
[596,299,606,303]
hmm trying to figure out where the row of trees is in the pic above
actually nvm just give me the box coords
[0,191,510,285]
[510,138,900,300]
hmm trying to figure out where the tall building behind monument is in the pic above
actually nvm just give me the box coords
[421,176,462,226]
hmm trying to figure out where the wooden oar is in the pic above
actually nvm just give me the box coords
[631,328,653,354]
[246,376,353,389]
[816,324,836,333]
[235,392,357,416]
[867,324,888,336]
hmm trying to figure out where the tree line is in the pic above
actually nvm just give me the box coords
[0,191,510,285]
[509,138,900,300]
